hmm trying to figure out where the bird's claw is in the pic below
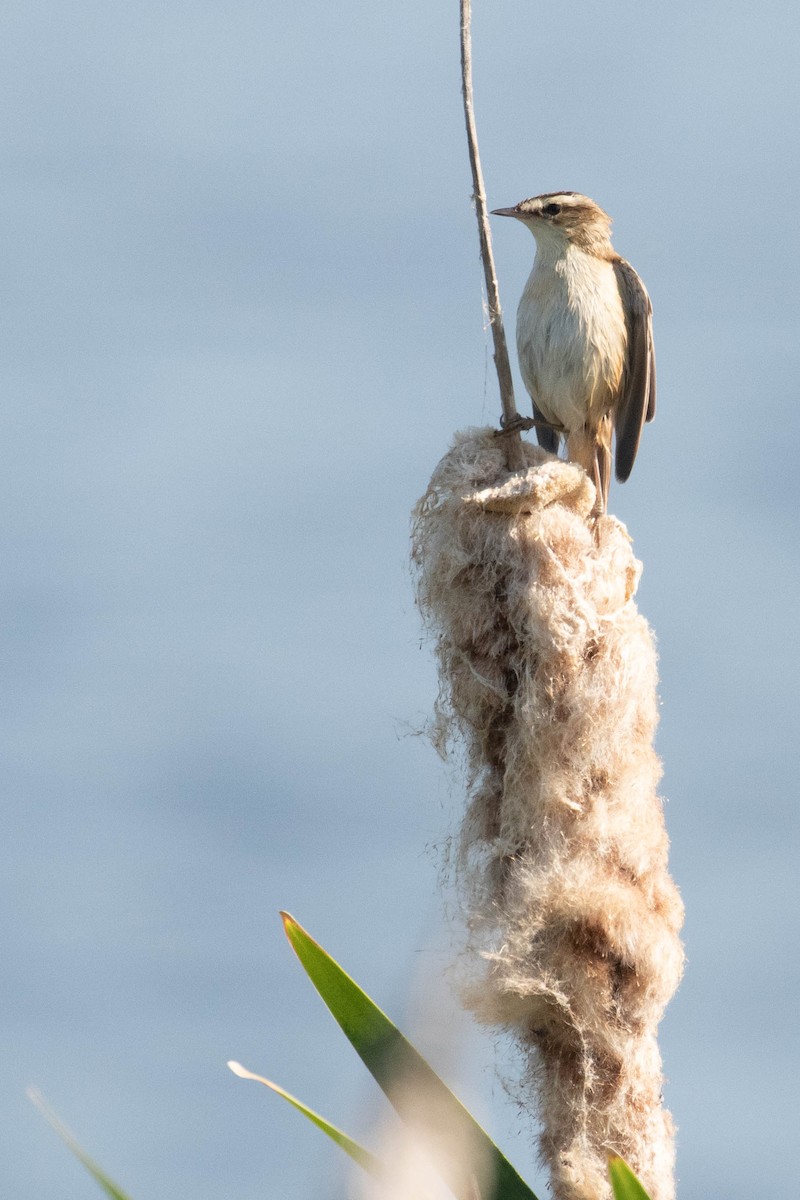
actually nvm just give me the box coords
[498,413,536,435]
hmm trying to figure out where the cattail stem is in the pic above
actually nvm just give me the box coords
[459,0,524,471]
[413,431,684,1200]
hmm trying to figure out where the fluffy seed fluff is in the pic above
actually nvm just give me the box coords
[411,429,685,1200]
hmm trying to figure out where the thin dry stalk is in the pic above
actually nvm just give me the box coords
[459,0,524,471]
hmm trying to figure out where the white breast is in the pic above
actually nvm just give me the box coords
[516,244,627,433]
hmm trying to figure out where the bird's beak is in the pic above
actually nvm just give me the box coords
[490,207,521,218]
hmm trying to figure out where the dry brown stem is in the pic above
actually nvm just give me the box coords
[459,0,524,472]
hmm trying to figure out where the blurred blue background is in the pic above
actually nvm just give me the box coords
[3,1,798,1197]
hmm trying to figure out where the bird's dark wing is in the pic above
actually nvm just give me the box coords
[646,338,656,423]
[612,257,656,482]
[533,400,560,455]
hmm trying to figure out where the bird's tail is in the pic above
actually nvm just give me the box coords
[567,417,612,514]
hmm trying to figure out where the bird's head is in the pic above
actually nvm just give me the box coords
[491,192,614,256]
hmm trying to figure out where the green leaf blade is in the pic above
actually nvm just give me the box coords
[608,1156,653,1200]
[281,912,540,1200]
[227,1061,384,1179]
[27,1088,135,1200]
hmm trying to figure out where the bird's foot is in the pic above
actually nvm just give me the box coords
[496,413,565,437]
[497,413,536,435]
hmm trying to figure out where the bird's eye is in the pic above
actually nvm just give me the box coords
[542,202,562,216]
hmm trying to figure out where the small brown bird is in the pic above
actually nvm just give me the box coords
[491,192,655,512]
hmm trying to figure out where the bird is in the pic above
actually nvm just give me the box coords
[491,192,655,513]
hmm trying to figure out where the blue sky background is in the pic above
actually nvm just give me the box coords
[3,2,799,1198]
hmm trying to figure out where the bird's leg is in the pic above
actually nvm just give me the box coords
[590,462,607,517]
[567,427,610,516]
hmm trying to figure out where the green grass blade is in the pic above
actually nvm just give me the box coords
[227,1060,384,1178]
[27,1088,135,1200]
[608,1156,653,1200]
[280,912,539,1200]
